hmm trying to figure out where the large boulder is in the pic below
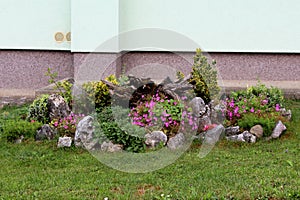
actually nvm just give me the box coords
[167,133,185,150]
[48,94,70,121]
[204,124,225,145]
[35,124,57,140]
[189,97,207,117]
[145,131,167,148]
[74,116,98,150]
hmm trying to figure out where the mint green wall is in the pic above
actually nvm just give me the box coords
[120,0,300,53]
[0,0,70,50]
[1,0,300,52]
[71,0,119,52]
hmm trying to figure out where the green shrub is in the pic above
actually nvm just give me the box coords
[2,120,42,141]
[82,75,118,112]
[237,113,283,137]
[189,48,220,103]
[230,82,285,108]
[27,94,50,124]
[96,106,146,152]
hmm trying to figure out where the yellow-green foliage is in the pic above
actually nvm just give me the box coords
[82,75,118,110]
[189,48,220,103]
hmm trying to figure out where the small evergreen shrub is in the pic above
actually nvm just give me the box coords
[27,94,50,124]
[82,75,118,111]
[189,48,220,103]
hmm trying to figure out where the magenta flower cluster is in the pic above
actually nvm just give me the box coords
[129,92,198,133]
[222,95,281,121]
[51,113,85,136]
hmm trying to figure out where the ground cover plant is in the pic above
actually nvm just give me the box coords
[0,100,299,199]
[222,82,289,137]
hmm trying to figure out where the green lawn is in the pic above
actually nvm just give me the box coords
[0,101,299,200]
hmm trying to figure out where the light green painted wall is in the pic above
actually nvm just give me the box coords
[71,0,119,52]
[0,0,70,50]
[120,0,300,53]
[1,0,299,52]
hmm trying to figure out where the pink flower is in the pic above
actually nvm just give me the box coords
[275,104,280,112]
[203,125,209,131]
[54,121,59,127]
[64,125,68,130]
[31,120,35,123]
[164,122,169,127]
[234,106,239,115]
[250,107,255,113]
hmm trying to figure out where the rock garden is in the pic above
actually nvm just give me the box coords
[0,49,293,154]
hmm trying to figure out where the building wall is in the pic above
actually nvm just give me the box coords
[0,0,299,99]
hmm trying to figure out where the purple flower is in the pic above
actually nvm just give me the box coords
[234,106,239,115]
[262,99,268,105]
[275,104,280,112]
[229,100,235,108]
[250,107,255,113]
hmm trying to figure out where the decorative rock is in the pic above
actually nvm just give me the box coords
[35,124,56,140]
[210,103,226,124]
[270,120,286,139]
[225,126,240,136]
[280,108,292,121]
[189,97,207,117]
[101,141,123,152]
[74,116,98,150]
[48,94,70,121]
[167,133,185,150]
[57,136,72,147]
[145,131,167,148]
[250,125,264,138]
[204,124,225,145]
[15,135,24,144]
[226,131,256,143]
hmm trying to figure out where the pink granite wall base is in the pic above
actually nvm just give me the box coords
[120,52,300,81]
[0,50,73,89]
[0,50,299,98]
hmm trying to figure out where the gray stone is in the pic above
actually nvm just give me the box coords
[189,97,207,117]
[280,108,292,121]
[74,116,98,150]
[167,133,185,150]
[270,120,286,139]
[211,103,226,124]
[225,126,240,136]
[204,124,225,145]
[15,135,24,144]
[101,141,123,152]
[145,131,167,148]
[35,124,56,140]
[48,94,70,121]
[226,131,256,143]
[57,136,72,147]
[250,125,264,138]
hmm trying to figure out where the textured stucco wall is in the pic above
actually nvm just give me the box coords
[0,50,299,100]
[0,50,73,89]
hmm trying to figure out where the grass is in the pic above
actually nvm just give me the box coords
[0,101,299,199]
